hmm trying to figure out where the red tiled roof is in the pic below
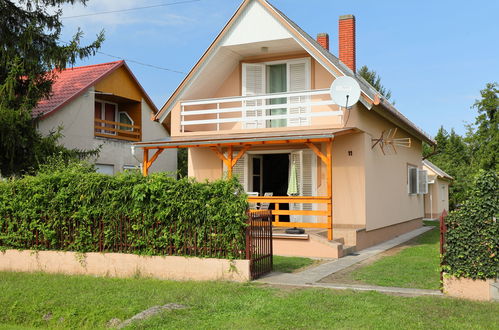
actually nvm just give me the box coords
[33,60,124,118]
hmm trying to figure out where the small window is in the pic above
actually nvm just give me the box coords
[408,166,418,194]
[95,164,114,175]
[408,166,428,195]
[118,112,134,131]
[123,164,138,172]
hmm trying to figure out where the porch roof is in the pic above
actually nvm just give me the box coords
[133,128,356,149]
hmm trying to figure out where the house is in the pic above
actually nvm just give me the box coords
[423,160,453,219]
[35,60,176,175]
[133,0,435,258]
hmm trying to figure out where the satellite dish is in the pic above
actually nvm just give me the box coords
[329,76,361,108]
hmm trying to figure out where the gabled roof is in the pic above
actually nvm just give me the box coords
[154,0,435,145]
[33,60,158,119]
[423,160,454,181]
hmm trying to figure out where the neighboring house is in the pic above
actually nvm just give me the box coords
[133,0,435,258]
[423,160,453,219]
[35,60,176,175]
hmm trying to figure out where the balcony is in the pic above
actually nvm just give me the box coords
[94,118,141,142]
[180,89,342,133]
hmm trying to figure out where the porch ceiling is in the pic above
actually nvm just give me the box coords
[133,128,357,149]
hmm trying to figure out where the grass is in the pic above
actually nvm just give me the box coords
[0,272,498,329]
[351,224,441,290]
[273,255,315,273]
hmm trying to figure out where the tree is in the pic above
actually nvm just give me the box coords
[466,82,498,171]
[358,65,392,101]
[0,0,104,177]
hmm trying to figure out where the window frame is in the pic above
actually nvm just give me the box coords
[95,99,118,135]
[407,164,419,195]
[241,57,311,129]
[118,111,134,132]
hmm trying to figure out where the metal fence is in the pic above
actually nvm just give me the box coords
[246,210,273,279]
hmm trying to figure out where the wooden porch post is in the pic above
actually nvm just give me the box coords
[326,139,333,240]
[142,149,149,177]
[227,145,233,178]
[210,145,250,179]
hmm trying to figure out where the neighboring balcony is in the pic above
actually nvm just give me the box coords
[94,99,141,142]
[179,89,343,133]
[94,118,141,142]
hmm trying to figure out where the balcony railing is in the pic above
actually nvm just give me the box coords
[180,89,342,132]
[94,119,141,142]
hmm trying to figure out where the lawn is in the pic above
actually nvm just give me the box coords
[1,272,498,329]
[350,223,441,290]
[273,255,316,273]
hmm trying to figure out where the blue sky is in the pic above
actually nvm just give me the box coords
[60,0,499,137]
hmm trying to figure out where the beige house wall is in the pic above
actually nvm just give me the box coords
[177,46,424,232]
[424,175,450,218]
[38,91,176,175]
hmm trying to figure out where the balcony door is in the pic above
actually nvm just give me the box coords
[94,100,117,135]
[242,58,310,129]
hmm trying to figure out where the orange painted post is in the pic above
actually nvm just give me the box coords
[326,139,333,240]
[227,145,233,178]
[142,149,149,177]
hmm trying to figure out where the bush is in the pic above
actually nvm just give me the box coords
[0,167,249,259]
[443,170,499,279]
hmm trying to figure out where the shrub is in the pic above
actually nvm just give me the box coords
[0,168,249,259]
[443,170,499,279]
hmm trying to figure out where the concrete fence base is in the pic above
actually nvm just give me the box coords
[443,275,498,301]
[0,249,251,282]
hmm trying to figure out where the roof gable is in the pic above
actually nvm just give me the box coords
[423,160,454,180]
[222,0,292,46]
[33,60,158,119]
[154,0,435,145]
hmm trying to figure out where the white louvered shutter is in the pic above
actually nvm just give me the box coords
[287,60,310,127]
[418,169,428,194]
[223,153,248,191]
[290,151,302,222]
[242,63,265,129]
[289,150,316,223]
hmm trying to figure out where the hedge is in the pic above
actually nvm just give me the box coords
[0,165,249,259]
[443,170,499,279]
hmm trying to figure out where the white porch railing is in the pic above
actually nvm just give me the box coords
[180,89,342,132]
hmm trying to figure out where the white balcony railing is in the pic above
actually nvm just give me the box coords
[180,89,342,132]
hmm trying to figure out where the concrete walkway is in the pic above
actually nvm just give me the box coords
[257,226,442,297]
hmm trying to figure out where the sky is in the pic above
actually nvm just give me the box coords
[58,0,499,137]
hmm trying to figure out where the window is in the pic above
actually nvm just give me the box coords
[123,164,138,172]
[242,58,311,129]
[118,111,134,131]
[408,166,428,195]
[408,166,418,194]
[95,164,114,175]
[441,185,446,202]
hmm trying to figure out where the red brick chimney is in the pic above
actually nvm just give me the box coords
[316,33,329,51]
[338,15,356,72]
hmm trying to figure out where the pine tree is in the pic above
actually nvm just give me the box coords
[358,65,392,101]
[0,0,104,177]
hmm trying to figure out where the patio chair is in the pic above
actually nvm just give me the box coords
[259,192,273,210]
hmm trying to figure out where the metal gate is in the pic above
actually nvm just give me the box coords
[246,210,273,279]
